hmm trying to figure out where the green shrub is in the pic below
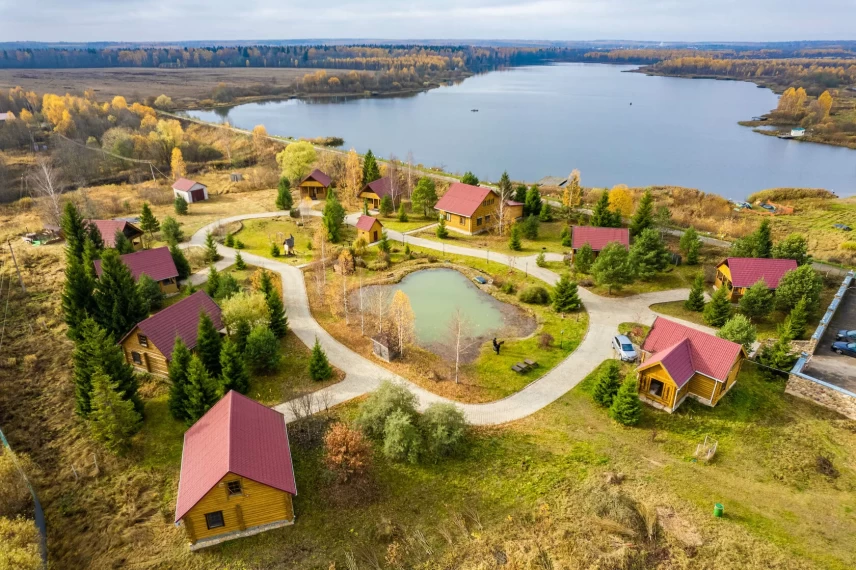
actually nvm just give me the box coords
[500,281,516,295]
[356,381,418,439]
[420,403,467,460]
[592,360,622,407]
[382,410,423,464]
[609,378,642,426]
[244,326,281,373]
[519,286,550,305]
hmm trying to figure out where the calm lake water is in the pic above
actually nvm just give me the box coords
[188,63,856,200]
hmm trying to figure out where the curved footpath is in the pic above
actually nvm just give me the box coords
[189,212,708,425]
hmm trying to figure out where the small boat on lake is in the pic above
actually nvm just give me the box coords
[471,108,479,112]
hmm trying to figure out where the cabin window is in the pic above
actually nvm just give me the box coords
[137,334,148,347]
[485,215,491,223]
[444,212,451,221]
[458,216,465,225]
[205,511,225,530]
[648,379,665,398]
[131,352,142,365]
[476,217,483,226]
[226,480,243,496]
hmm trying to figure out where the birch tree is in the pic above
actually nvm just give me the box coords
[446,308,475,384]
[494,171,513,236]
[28,156,64,226]
[345,148,363,206]
[366,287,392,334]
[388,290,415,357]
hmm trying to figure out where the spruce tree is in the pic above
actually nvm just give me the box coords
[86,220,105,251]
[524,185,542,217]
[61,201,88,262]
[629,228,671,280]
[552,274,582,313]
[685,273,706,312]
[197,312,223,377]
[322,191,346,242]
[629,190,654,237]
[775,265,822,313]
[224,233,234,247]
[363,199,370,215]
[234,320,252,353]
[757,326,798,373]
[508,223,522,251]
[204,231,219,263]
[560,225,572,247]
[219,340,250,396]
[609,378,642,426]
[784,296,809,340]
[308,337,333,381]
[703,286,732,327]
[514,184,527,204]
[738,279,773,321]
[539,202,553,222]
[113,229,134,254]
[590,191,612,227]
[160,216,184,245]
[679,226,700,263]
[174,194,188,215]
[139,203,160,244]
[593,360,622,407]
[686,238,701,265]
[522,215,539,239]
[183,355,218,424]
[234,251,246,270]
[169,244,191,280]
[379,195,394,217]
[266,288,288,338]
[436,215,448,238]
[755,219,773,258]
[460,171,479,186]
[397,202,408,222]
[205,265,221,297]
[62,255,95,341]
[82,237,100,282]
[270,242,280,257]
[592,242,636,294]
[772,233,810,266]
[168,337,192,421]
[497,171,513,203]
[258,267,275,298]
[717,314,757,351]
[574,243,594,274]
[89,368,142,454]
[362,149,381,184]
[93,248,147,339]
[276,176,293,210]
[137,274,164,313]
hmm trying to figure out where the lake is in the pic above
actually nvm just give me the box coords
[187,63,856,200]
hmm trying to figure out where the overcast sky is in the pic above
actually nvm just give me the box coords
[2,0,855,43]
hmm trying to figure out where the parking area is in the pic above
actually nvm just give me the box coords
[804,284,856,393]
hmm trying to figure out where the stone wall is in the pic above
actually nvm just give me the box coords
[786,373,856,420]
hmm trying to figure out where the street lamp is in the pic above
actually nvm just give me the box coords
[560,329,565,350]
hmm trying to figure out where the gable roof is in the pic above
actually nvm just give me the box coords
[640,317,744,385]
[93,246,178,282]
[120,290,222,360]
[360,177,394,198]
[571,226,630,251]
[355,214,382,231]
[720,257,797,288]
[300,168,332,187]
[174,391,296,522]
[172,177,204,192]
[89,219,143,248]
[434,182,494,218]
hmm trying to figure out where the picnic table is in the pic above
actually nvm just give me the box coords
[511,359,539,373]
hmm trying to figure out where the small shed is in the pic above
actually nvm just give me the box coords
[355,215,383,243]
[173,178,209,203]
[371,333,400,362]
[230,173,243,182]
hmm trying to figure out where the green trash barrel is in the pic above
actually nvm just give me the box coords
[713,503,724,518]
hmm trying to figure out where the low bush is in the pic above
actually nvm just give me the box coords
[519,286,550,305]
[539,333,554,348]
[500,282,516,295]
[356,381,418,439]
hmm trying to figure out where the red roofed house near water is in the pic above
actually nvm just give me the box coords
[570,226,630,257]
[175,391,297,550]
[93,246,179,293]
[88,219,144,249]
[355,214,384,243]
[357,176,401,210]
[298,168,332,200]
[636,317,746,413]
[172,178,209,203]
[714,257,798,301]
[118,290,223,376]
[434,182,524,235]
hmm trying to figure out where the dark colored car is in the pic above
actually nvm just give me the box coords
[831,341,856,357]
[832,223,852,231]
[837,329,856,342]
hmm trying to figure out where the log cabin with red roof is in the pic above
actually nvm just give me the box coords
[714,257,798,301]
[357,176,401,210]
[175,391,297,550]
[434,182,523,235]
[118,290,223,376]
[636,317,746,413]
[93,246,179,293]
[88,219,144,249]
[298,169,332,200]
[570,226,630,258]
[355,214,383,243]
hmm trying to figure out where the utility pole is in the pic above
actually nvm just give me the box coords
[7,242,25,293]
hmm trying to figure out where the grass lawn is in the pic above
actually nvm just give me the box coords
[618,321,651,345]
[415,220,573,256]
[372,213,436,233]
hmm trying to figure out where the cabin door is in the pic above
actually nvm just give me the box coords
[190,189,205,202]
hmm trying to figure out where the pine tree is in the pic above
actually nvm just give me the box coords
[738,279,773,321]
[560,226,572,247]
[322,191,346,242]
[775,265,823,313]
[266,288,288,338]
[685,273,706,312]
[686,239,701,265]
[168,337,192,421]
[524,186,542,217]
[436,215,448,239]
[86,220,105,251]
[377,231,391,253]
[590,191,613,227]
[629,228,671,280]
[508,223,522,251]
[772,233,810,266]
[609,378,642,426]
[174,194,188,215]
[113,229,134,254]
[308,337,333,381]
[276,176,293,210]
[204,231,219,263]
[717,314,757,351]
[270,242,280,257]
[61,201,88,262]
[89,368,142,454]
[224,233,234,247]
[514,184,527,204]
[593,360,622,407]
[460,171,479,186]
[679,226,700,263]
[258,267,275,299]
[574,243,595,274]
[379,195,394,217]
[363,199,370,215]
[137,274,164,313]
[139,203,160,244]
[93,248,147,339]
[234,320,251,353]
[219,340,249,396]
[362,150,381,184]
[756,219,773,258]
[160,216,184,245]
[592,242,636,294]
[205,265,221,297]
[197,311,223,377]
[539,202,553,222]
[522,215,539,239]
[757,326,798,373]
[703,286,732,327]
[234,251,246,270]
[629,189,654,237]
[552,274,582,313]
[397,202,408,222]
[784,296,809,340]
[62,255,95,341]
[183,355,218,424]
[169,244,191,280]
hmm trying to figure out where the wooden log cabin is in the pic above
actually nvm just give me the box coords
[355,214,383,243]
[118,290,224,376]
[88,219,144,249]
[298,169,332,200]
[175,391,297,550]
[433,182,524,235]
[357,177,400,210]
[93,246,180,294]
[570,226,630,258]
[636,317,746,413]
[713,257,797,302]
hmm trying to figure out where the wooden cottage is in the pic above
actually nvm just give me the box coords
[93,246,179,293]
[714,257,797,301]
[434,182,523,235]
[298,169,332,200]
[175,391,297,550]
[119,290,223,376]
[89,219,144,249]
[357,177,400,210]
[636,317,746,413]
[570,226,630,257]
[173,178,209,203]
[355,215,383,243]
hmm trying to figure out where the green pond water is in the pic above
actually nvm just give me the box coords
[390,268,505,345]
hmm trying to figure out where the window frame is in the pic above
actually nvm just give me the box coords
[137,334,148,348]
[226,480,243,496]
[205,510,225,530]
[476,217,483,226]
[131,351,142,365]
[649,379,665,398]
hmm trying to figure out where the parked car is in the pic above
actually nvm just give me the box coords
[612,334,638,362]
[760,203,776,212]
[837,329,856,342]
[832,223,852,231]
[831,341,856,357]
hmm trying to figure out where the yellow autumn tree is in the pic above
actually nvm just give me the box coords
[140,114,157,130]
[387,290,415,357]
[41,93,67,125]
[794,87,808,109]
[171,147,187,179]
[608,184,633,217]
[111,95,128,110]
[818,90,833,118]
[563,169,582,209]
[56,109,76,136]
[251,125,268,158]
[344,148,363,206]
[19,108,32,123]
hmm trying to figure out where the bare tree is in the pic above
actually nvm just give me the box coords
[387,153,401,205]
[405,151,415,198]
[28,156,65,226]
[365,286,392,334]
[446,308,476,384]
[358,269,366,336]
[388,290,415,357]
[218,122,233,165]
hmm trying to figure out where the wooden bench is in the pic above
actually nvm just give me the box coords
[511,363,527,373]
[524,359,538,368]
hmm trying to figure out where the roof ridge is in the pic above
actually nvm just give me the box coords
[226,391,234,475]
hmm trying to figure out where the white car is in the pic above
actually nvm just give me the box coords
[612,334,638,362]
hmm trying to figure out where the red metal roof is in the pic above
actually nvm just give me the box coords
[641,317,744,384]
[360,177,395,199]
[355,214,382,232]
[174,391,297,522]
[93,246,178,282]
[120,290,223,360]
[89,219,143,248]
[722,257,797,288]
[300,169,332,187]
[172,178,204,192]
[571,226,630,251]
[434,183,494,218]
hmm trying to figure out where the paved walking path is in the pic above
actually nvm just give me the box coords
[189,212,704,425]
